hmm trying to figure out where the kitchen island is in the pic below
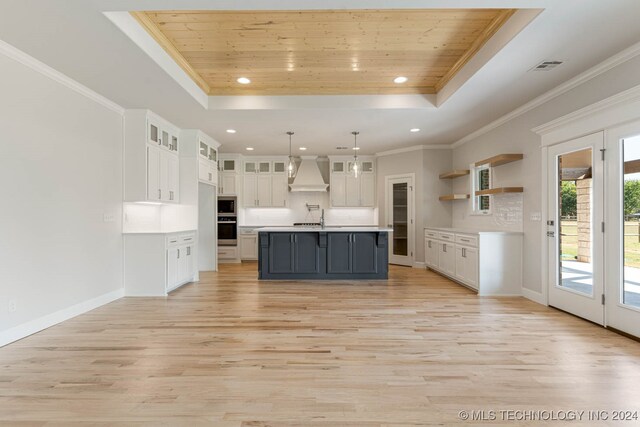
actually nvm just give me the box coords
[258,227,391,280]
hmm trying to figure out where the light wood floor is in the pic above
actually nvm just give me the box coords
[1,264,640,426]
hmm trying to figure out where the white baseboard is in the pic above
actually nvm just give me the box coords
[0,288,124,348]
[413,261,426,269]
[522,287,546,306]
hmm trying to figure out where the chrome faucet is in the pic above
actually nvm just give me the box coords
[320,209,325,229]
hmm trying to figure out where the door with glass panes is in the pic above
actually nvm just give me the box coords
[386,175,414,266]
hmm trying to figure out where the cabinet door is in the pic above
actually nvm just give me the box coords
[221,159,236,172]
[362,161,374,173]
[243,174,257,207]
[360,173,375,207]
[464,246,479,289]
[147,145,161,201]
[186,244,196,279]
[178,246,189,283]
[271,174,287,207]
[331,173,346,207]
[208,146,217,162]
[425,239,438,267]
[167,153,179,203]
[327,233,352,273]
[198,157,210,183]
[170,133,179,153]
[455,246,466,282]
[240,235,258,260]
[268,233,294,273]
[273,161,286,174]
[209,163,218,186]
[331,161,345,173]
[258,161,271,174]
[244,161,257,174]
[159,150,170,202]
[148,121,161,146]
[199,141,209,159]
[345,174,360,207]
[352,233,378,273]
[167,247,179,290]
[294,233,320,273]
[221,174,237,195]
[438,242,455,277]
[257,175,272,207]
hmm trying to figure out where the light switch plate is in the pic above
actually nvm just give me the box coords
[530,212,541,221]
[103,213,116,223]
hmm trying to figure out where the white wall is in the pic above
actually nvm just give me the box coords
[377,148,453,263]
[452,53,640,296]
[0,46,123,342]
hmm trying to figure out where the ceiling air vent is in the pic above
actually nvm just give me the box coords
[531,60,564,71]
[335,146,350,150]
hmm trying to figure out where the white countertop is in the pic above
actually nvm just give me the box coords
[123,229,196,235]
[258,226,392,232]
[425,226,523,235]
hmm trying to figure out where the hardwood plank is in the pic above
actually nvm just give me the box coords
[2,263,637,425]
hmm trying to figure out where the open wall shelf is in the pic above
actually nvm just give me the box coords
[439,170,470,179]
[475,153,523,167]
[475,187,523,196]
[439,194,470,201]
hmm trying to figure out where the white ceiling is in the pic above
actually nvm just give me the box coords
[1,0,640,155]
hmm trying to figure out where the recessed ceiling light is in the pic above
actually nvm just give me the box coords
[246,147,254,151]
[299,147,307,151]
[394,76,408,84]
[410,128,421,132]
[226,129,236,134]
[352,147,360,150]
[237,77,251,84]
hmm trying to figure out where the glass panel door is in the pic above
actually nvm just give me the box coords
[392,182,408,257]
[547,132,604,325]
[605,122,640,338]
[387,176,414,266]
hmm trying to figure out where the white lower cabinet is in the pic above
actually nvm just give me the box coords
[240,229,259,260]
[424,228,522,296]
[218,245,239,263]
[124,231,197,296]
[438,241,456,277]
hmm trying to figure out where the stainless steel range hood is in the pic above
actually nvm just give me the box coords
[289,156,329,192]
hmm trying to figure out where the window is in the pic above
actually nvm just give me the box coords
[472,164,491,214]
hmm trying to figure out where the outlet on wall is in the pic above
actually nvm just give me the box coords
[530,212,542,221]
[8,300,17,313]
[103,213,115,223]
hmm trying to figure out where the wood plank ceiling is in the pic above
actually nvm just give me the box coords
[132,9,516,96]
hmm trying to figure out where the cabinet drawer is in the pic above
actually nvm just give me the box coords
[166,235,180,247]
[438,232,455,242]
[180,234,196,244]
[424,229,438,239]
[455,234,478,247]
[218,246,238,259]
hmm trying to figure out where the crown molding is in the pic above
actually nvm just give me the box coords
[0,39,124,116]
[451,39,640,149]
[375,144,452,157]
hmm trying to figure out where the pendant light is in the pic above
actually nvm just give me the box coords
[286,131,297,178]
[350,131,361,178]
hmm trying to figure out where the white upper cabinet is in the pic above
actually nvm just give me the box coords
[240,157,289,207]
[185,132,219,187]
[125,110,180,204]
[329,156,375,207]
[220,158,237,172]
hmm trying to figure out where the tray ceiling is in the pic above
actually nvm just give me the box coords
[132,9,516,96]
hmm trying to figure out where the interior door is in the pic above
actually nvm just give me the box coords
[547,132,604,325]
[387,176,414,266]
[605,121,640,338]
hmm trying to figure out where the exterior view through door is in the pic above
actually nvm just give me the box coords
[386,175,414,266]
[547,128,640,338]
[547,132,604,325]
